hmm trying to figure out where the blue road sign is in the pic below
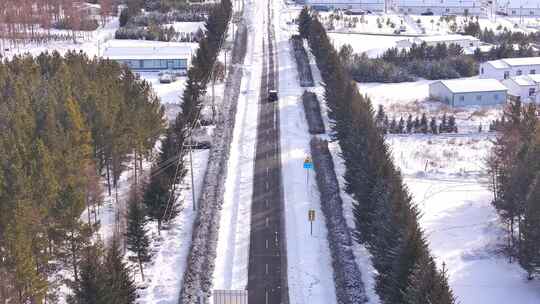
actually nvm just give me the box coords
[304,156,313,169]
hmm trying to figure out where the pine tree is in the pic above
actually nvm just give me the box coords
[414,116,421,133]
[440,113,448,133]
[144,170,178,234]
[69,245,106,304]
[398,116,405,134]
[420,113,428,134]
[430,117,438,134]
[389,117,397,134]
[520,174,540,279]
[298,6,312,39]
[448,115,458,133]
[126,190,151,281]
[102,239,137,304]
[403,256,456,304]
[406,114,413,133]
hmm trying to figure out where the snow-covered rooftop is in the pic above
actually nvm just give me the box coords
[397,0,482,7]
[509,74,540,86]
[103,40,194,60]
[417,34,479,42]
[440,78,507,93]
[486,56,540,69]
[499,0,540,9]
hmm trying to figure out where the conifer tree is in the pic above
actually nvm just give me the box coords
[448,115,457,133]
[298,6,312,39]
[398,116,405,133]
[126,190,151,281]
[406,114,413,133]
[430,117,438,134]
[520,174,540,279]
[69,245,106,304]
[440,113,448,133]
[102,239,137,304]
[420,113,428,134]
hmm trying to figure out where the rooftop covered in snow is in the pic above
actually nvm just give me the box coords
[102,40,195,60]
[416,34,479,43]
[486,57,540,69]
[440,78,507,93]
[508,74,540,86]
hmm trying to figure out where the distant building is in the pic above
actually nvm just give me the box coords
[497,0,540,17]
[429,78,508,106]
[396,0,486,15]
[103,40,193,74]
[480,57,540,80]
[301,0,386,12]
[396,34,480,49]
[502,74,540,103]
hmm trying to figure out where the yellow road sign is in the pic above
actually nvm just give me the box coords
[308,209,315,222]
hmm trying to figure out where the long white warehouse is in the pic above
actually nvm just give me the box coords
[396,0,486,15]
[300,0,386,11]
[497,0,540,17]
[429,78,508,106]
[480,57,540,80]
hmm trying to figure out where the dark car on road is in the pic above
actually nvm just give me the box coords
[268,90,278,102]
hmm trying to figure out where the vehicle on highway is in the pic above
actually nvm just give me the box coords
[159,72,176,84]
[344,9,366,15]
[268,90,278,102]
[421,11,434,16]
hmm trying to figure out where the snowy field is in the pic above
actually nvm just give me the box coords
[358,80,540,303]
[329,33,403,58]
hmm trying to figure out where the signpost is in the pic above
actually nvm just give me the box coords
[303,156,313,188]
[308,209,315,236]
[304,156,314,236]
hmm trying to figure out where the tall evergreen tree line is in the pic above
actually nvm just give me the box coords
[140,0,232,233]
[0,51,164,303]
[487,100,540,279]
[299,7,456,303]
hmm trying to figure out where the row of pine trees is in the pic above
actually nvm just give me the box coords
[487,100,540,280]
[0,52,164,303]
[122,0,233,293]
[298,7,456,303]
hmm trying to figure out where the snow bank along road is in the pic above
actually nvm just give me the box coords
[247,0,288,302]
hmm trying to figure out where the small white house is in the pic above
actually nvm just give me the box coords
[302,0,386,11]
[502,74,540,103]
[396,0,486,15]
[497,0,540,17]
[429,78,508,106]
[396,34,480,49]
[480,57,540,80]
[103,40,194,74]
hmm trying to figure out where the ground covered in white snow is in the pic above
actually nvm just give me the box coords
[359,80,540,303]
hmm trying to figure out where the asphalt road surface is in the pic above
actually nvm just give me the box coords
[247,1,288,303]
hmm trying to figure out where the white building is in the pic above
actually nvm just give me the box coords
[497,0,540,17]
[103,40,194,74]
[429,78,508,106]
[480,57,540,80]
[396,0,486,15]
[502,74,540,103]
[396,34,480,49]
[302,0,386,11]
